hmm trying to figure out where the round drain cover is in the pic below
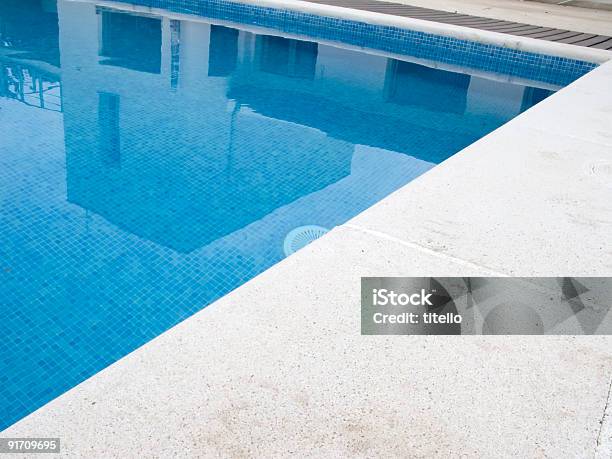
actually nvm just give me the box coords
[283,225,329,257]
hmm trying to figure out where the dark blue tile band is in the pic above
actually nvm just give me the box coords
[124,0,596,86]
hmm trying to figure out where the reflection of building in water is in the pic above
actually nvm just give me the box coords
[384,60,471,114]
[98,7,162,73]
[0,0,62,111]
[0,0,59,66]
[57,1,550,253]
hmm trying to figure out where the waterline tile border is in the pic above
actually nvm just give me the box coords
[101,0,605,85]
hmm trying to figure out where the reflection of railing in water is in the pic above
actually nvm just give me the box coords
[0,62,62,112]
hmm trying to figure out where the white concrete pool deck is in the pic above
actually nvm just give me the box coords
[4,3,612,457]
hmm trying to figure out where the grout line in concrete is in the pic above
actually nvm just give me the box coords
[342,223,508,276]
[595,376,612,458]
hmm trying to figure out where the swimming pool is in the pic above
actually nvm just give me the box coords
[0,0,596,430]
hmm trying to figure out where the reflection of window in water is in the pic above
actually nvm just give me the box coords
[0,0,60,67]
[97,8,161,74]
[257,35,318,80]
[208,25,239,77]
[98,92,120,167]
[520,86,552,112]
[384,59,471,114]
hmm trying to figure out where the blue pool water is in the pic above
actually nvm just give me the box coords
[0,0,590,429]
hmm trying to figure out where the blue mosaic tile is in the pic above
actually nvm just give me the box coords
[0,0,588,431]
[129,0,596,86]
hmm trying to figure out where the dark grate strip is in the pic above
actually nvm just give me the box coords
[303,0,612,49]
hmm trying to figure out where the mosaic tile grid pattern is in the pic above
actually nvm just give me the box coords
[0,96,437,428]
[128,0,598,86]
[0,1,568,430]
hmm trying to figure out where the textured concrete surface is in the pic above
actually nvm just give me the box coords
[3,12,612,459]
[532,0,612,12]
[596,379,612,458]
[348,66,612,276]
[385,0,612,35]
[4,228,612,457]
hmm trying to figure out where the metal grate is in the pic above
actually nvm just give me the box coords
[303,0,612,49]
